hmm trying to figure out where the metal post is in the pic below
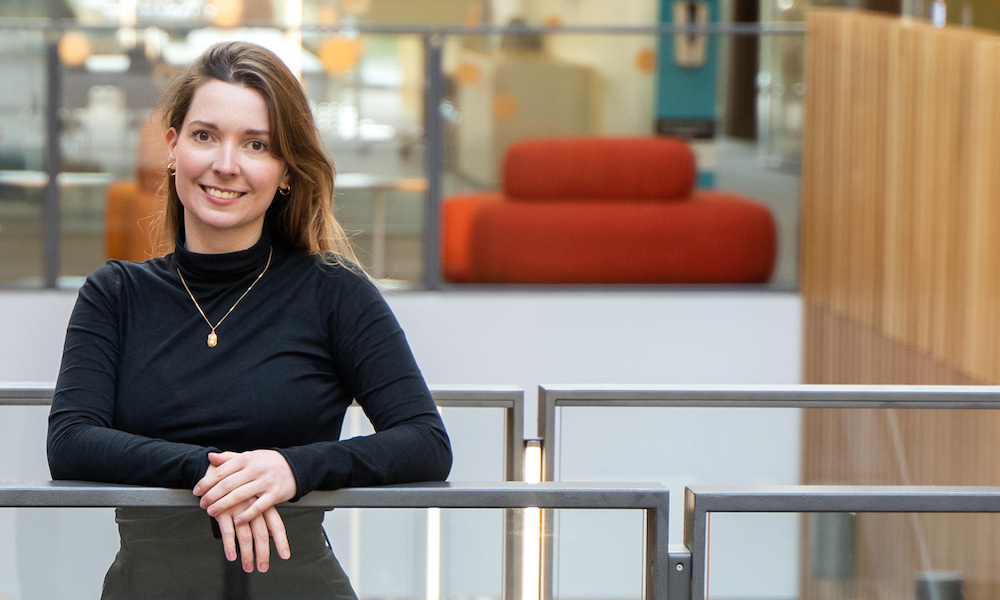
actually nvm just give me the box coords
[44,34,63,288]
[645,503,670,600]
[422,33,445,289]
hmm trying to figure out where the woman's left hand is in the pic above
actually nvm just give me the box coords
[194,449,297,525]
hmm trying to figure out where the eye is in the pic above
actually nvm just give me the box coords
[248,140,268,153]
[193,130,212,142]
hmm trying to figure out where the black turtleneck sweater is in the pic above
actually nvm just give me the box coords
[47,234,452,499]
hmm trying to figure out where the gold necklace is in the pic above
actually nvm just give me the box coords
[176,247,273,348]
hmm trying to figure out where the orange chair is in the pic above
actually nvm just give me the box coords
[105,114,166,261]
[442,137,777,284]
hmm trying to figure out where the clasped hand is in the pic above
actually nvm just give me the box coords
[193,449,298,573]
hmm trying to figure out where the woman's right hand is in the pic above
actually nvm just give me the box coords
[214,498,291,573]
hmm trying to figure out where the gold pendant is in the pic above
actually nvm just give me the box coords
[207,332,218,348]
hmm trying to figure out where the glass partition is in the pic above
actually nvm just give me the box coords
[2,505,634,600]
[550,402,1000,599]
[0,15,812,290]
[0,28,47,284]
[331,404,510,598]
[703,511,998,600]
[0,392,522,600]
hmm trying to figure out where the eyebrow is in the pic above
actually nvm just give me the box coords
[188,120,270,137]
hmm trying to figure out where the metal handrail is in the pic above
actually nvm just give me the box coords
[1,383,530,597]
[0,480,672,600]
[1,384,524,480]
[0,382,53,405]
[537,384,1000,481]
[1,384,524,477]
[683,485,1000,600]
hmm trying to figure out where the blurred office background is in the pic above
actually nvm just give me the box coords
[2,0,942,289]
[4,1,1000,599]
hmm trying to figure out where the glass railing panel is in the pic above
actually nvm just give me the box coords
[1,507,119,599]
[0,406,50,483]
[703,511,999,600]
[555,406,803,545]
[333,404,509,597]
[0,504,651,600]
[551,508,646,600]
[702,512,802,600]
[343,403,508,481]
[553,403,1000,574]
[0,395,515,600]
[323,506,506,600]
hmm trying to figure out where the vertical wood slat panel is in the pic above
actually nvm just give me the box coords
[802,9,1000,600]
[802,10,1000,381]
[964,37,1000,382]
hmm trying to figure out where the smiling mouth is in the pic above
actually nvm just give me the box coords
[202,185,245,200]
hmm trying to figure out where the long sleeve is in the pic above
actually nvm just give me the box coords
[47,245,450,499]
[47,264,214,488]
[277,268,452,499]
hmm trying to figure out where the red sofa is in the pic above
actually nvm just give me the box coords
[442,136,777,284]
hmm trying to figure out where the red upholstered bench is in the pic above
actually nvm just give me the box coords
[442,137,777,284]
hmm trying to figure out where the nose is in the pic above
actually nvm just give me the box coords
[213,144,239,176]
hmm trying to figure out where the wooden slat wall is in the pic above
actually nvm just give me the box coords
[801,10,1000,600]
[803,9,1000,381]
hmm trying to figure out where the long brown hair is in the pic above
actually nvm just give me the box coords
[156,41,357,265]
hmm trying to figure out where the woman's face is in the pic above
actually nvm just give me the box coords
[165,79,288,253]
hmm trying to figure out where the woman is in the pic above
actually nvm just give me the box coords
[47,41,452,598]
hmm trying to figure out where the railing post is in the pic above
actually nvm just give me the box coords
[44,28,63,288]
[422,32,445,290]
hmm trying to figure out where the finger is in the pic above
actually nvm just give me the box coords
[233,493,277,526]
[236,521,255,573]
[216,513,238,562]
[251,515,271,572]
[194,452,239,496]
[209,451,238,466]
[202,473,256,514]
[263,507,290,560]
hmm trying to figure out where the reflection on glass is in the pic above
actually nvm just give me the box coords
[5,505,647,600]
[552,510,645,600]
[706,512,996,600]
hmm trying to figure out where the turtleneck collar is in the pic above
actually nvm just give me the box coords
[173,229,273,284]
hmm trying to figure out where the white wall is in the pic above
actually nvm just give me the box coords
[0,288,802,599]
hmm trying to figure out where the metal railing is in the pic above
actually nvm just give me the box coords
[11,383,1000,598]
[1,382,530,598]
[0,480,673,600]
[11,480,1000,600]
[536,384,1000,481]
[1,384,524,474]
[684,485,1000,600]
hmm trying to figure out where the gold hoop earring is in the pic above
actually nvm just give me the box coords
[167,162,176,175]
[278,185,291,196]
